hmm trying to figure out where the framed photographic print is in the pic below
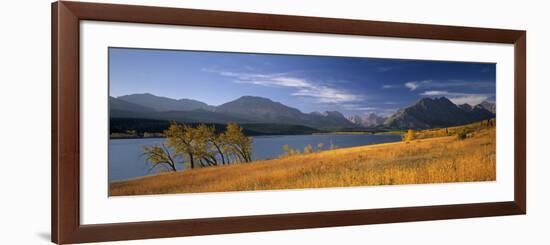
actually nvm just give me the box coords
[52,1,526,244]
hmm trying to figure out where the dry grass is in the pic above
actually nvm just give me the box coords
[110,126,496,196]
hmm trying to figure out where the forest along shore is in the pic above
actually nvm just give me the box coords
[109,121,496,196]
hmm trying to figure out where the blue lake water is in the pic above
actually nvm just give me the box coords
[108,134,402,182]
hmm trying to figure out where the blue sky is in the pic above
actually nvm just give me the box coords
[109,47,496,117]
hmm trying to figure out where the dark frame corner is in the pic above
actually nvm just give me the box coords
[52,1,526,244]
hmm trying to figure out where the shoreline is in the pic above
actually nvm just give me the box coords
[110,138,411,186]
[110,131,402,140]
[110,126,495,196]
[109,134,404,183]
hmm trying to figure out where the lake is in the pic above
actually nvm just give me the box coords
[108,134,402,182]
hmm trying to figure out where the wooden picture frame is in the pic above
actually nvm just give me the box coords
[52,1,526,244]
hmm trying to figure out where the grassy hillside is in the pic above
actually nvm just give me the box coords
[110,122,496,196]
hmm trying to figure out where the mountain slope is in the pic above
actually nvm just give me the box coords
[348,113,387,127]
[384,97,495,129]
[469,104,496,122]
[347,115,363,125]
[363,113,387,127]
[216,96,306,123]
[110,95,357,130]
[117,93,214,112]
[478,101,496,114]
[110,94,494,132]
[310,111,358,130]
[109,96,155,113]
[458,103,473,112]
[217,96,358,130]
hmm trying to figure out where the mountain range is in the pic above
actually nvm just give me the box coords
[110,93,357,131]
[110,93,495,132]
[347,113,387,127]
[383,97,495,129]
[115,93,215,112]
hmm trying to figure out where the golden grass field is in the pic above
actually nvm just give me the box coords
[110,122,496,196]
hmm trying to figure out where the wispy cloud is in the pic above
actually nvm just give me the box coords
[291,86,362,103]
[340,104,396,116]
[341,104,378,111]
[382,84,398,89]
[365,108,397,117]
[377,67,393,72]
[376,108,398,116]
[405,81,425,91]
[383,101,399,105]
[449,95,490,105]
[404,79,493,91]
[406,79,494,105]
[204,69,364,103]
[419,90,491,105]
[420,90,448,96]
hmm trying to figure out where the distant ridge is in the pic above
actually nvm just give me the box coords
[215,96,357,130]
[117,93,215,112]
[110,94,358,131]
[110,93,495,131]
[458,103,473,112]
[384,97,495,129]
[347,113,387,127]
[109,96,155,112]
[478,101,496,114]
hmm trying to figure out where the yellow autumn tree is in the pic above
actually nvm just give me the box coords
[404,129,415,142]
[141,143,178,172]
[163,122,198,169]
[221,123,253,163]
